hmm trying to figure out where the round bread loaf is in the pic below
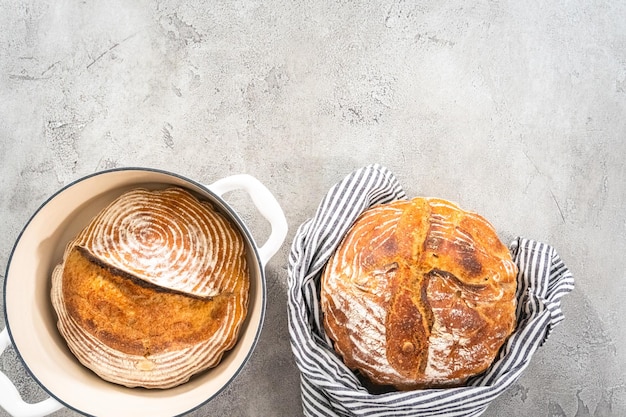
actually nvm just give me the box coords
[51,187,249,389]
[320,197,517,390]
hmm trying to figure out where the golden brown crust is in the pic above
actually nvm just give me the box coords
[51,187,249,388]
[61,246,242,357]
[320,197,517,390]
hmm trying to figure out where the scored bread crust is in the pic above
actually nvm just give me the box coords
[320,197,517,390]
[51,187,249,389]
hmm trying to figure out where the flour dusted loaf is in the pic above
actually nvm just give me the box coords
[51,187,249,389]
[321,197,517,390]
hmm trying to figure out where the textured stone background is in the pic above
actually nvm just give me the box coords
[1,1,625,416]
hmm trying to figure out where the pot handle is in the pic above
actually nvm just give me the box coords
[0,328,63,417]
[208,174,288,267]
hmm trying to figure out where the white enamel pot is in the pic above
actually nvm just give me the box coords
[0,168,288,417]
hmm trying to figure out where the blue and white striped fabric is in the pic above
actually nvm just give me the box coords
[287,164,575,417]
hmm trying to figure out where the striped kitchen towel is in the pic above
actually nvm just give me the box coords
[287,164,575,417]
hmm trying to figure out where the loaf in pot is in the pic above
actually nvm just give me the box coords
[51,187,249,389]
[320,197,517,390]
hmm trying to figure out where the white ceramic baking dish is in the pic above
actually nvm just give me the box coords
[0,168,288,417]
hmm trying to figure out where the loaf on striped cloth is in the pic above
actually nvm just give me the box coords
[288,164,574,416]
[51,187,249,389]
[321,197,518,390]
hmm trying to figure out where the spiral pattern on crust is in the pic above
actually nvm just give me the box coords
[75,187,243,297]
[51,187,250,389]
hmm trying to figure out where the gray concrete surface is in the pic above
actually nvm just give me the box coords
[1,1,625,416]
